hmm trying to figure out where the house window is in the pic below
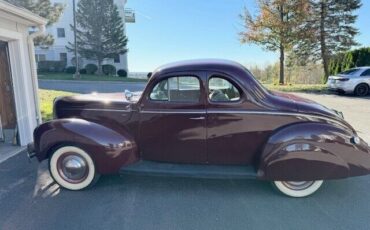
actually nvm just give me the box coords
[60,53,67,62]
[35,54,46,62]
[57,28,65,38]
[114,54,120,63]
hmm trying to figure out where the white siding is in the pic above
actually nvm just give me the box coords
[36,0,129,72]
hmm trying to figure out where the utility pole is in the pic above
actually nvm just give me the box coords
[72,0,80,79]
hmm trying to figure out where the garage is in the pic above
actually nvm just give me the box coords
[0,0,47,160]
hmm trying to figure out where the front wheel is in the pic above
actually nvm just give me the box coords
[49,146,100,190]
[273,180,323,198]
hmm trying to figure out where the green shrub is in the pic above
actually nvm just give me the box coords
[85,64,98,74]
[79,68,87,74]
[117,69,127,77]
[37,61,66,73]
[65,66,76,74]
[102,64,116,75]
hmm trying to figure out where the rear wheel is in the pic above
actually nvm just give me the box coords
[49,146,100,190]
[354,84,369,97]
[273,180,323,198]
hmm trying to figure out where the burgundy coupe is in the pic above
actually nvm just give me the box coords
[28,60,370,197]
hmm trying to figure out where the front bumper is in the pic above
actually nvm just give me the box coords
[27,142,36,159]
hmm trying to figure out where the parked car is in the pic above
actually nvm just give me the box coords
[327,67,370,96]
[28,59,370,197]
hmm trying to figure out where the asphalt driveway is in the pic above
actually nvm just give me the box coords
[293,93,370,144]
[2,153,370,230]
[1,84,369,229]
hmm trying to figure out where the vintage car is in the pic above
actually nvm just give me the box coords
[28,59,370,197]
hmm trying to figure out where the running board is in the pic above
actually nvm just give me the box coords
[120,161,257,179]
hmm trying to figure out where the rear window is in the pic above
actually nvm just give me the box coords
[339,68,360,75]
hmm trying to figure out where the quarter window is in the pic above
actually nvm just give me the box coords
[208,77,241,102]
[360,69,370,76]
[150,76,200,102]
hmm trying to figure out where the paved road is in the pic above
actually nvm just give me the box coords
[38,79,146,93]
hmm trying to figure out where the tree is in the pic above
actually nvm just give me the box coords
[67,0,128,75]
[5,0,64,46]
[239,0,308,84]
[292,0,361,82]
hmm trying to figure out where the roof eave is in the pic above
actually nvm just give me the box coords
[0,0,48,26]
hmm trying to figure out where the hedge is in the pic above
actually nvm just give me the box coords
[102,64,116,75]
[37,61,66,73]
[117,69,127,77]
[65,66,77,74]
[85,64,98,74]
[329,47,370,75]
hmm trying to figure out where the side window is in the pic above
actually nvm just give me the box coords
[360,69,370,76]
[150,76,200,102]
[208,77,241,102]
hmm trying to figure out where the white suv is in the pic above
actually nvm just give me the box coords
[327,67,370,96]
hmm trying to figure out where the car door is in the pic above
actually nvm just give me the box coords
[206,72,267,165]
[139,72,207,164]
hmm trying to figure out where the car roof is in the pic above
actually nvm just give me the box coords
[154,59,247,74]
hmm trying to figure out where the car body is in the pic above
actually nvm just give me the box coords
[28,59,370,197]
[327,67,370,96]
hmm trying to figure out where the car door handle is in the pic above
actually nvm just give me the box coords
[189,116,205,120]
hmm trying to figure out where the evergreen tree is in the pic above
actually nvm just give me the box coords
[67,0,128,75]
[239,0,309,84]
[293,0,361,82]
[5,0,64,46]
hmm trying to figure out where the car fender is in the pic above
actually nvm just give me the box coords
[33,118,139,174]
[256,122,362,181]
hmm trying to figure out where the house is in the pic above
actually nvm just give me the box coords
[0,0,47,160]
[35,0,135,72]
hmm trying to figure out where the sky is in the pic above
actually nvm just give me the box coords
[125,0,370,72]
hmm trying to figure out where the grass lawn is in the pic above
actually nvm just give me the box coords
[39,84,328,121]
[38,73,148,83]
[39,89,75,121]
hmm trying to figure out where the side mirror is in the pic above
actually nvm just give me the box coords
[124,90,133,101]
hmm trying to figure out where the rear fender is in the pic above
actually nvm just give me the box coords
[257,122,363,181]
[33,118,139,174]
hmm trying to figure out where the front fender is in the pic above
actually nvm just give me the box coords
[257,122,370,181]
[33,118,139,174]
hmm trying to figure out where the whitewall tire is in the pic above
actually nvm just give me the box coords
[273,180,323,198]
[49,146,99,190]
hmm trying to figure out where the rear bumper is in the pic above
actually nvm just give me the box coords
[326,83,354,93]
[27,142,36,159]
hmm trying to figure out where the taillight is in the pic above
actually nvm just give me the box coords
[338,78,349,81]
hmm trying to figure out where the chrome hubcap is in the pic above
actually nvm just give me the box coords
[282,181,315,191]
[60,155,88,182]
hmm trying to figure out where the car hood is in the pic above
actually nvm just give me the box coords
[54,92,134,116]
[271,91,342,118]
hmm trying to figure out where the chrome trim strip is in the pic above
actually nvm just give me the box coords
[140,109,341,124]
[207,110,343,124]
[141,110,206,114]
[63,108,131,112]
